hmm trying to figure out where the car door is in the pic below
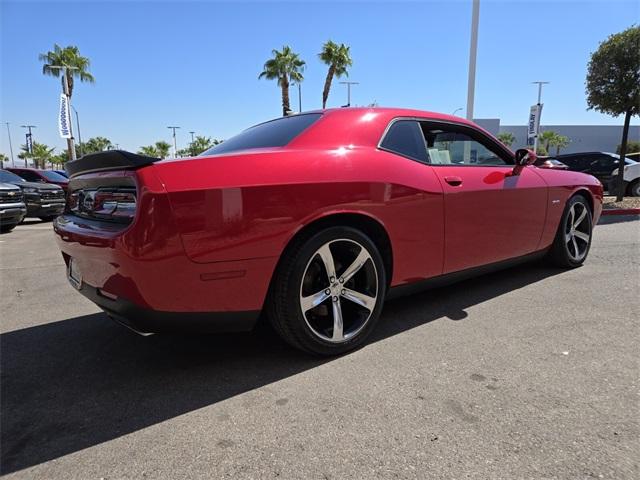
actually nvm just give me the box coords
[420,121,548,273]
[588,154,619,184]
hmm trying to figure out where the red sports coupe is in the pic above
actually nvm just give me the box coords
[54,108,602,355]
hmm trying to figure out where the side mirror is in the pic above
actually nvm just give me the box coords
[515,148,537,166]
[512,148,537,176]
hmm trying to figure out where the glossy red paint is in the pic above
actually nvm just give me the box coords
[53,108,603,328]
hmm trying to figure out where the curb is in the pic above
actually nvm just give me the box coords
[601,208,640,216]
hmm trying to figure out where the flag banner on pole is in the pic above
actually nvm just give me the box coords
[58,94,72,139]
[26,133,33,153]
[527,104,543,146]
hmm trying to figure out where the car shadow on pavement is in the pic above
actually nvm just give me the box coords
[0,262,563,474]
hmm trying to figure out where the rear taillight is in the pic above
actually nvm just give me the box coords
[68,187,137,224]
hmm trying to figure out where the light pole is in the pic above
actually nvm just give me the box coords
[296,82,302,112]
[531,81,550,153]
[5,122,15,167]
[339,81,359,107]
[71,105,83,157]
[189,131,195,143]
[167,126,180,158]
[452,107,463,116]
[20,125,36,167]
[466,0,480,121]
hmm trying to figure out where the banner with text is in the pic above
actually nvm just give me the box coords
[527,104,543,146]
[58,94,72,139]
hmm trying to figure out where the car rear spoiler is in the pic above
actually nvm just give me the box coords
[65,150,162,178]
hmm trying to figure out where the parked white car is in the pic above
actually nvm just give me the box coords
[611,161,640,197]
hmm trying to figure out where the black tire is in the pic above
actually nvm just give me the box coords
[267,226,387,356]
[0,224,17,233]
[628,179,640,197]
[548,194,593,268]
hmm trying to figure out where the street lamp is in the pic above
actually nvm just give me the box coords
[294,82,302,112]
[531,81,550,153]
[5,122,15,167]
[167,126,180,158]
[20,125,36,167]
[452,107,463,116]
[339,81,359,107]
[466,0,480,121]
[189,131,195,143]
[70,105,83,157]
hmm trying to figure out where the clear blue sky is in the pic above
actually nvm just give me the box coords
[1,0,638,155]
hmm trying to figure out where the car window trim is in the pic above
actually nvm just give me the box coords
[377,117,515,167]
[377,119,430,164]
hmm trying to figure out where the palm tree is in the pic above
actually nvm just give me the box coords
[81,136,113,155]
[550,135,570,155]
[138,145,159,157]
[259,46,305,116]
[39,44,94,99]
[138,141,172,159]
[20,142,55,169]
[39,44,94,161]
[155,141,171,159]
[319,41,353,109]
[537,130,559,156]
[497,132,516,148]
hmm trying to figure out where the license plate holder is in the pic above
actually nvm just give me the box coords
[68,258,82,290]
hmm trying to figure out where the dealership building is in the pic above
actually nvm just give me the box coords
[475,119,640,155]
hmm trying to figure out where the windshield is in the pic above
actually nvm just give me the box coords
[39,170,68,182]
[0,170,25,183]
[200,113,322,156]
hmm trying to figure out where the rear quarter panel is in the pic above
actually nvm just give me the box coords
[152,147,445,287]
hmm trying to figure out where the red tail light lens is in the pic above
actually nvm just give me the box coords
[68,187,137,224]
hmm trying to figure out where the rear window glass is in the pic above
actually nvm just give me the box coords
[380,120,428,162]
[201,113,322,156]
[39,170,68,182]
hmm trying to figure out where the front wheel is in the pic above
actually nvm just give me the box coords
[548,194,593,268]
[268,226,387,356]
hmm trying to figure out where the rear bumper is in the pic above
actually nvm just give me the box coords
[54,210,276,331]
[75,280,259,334]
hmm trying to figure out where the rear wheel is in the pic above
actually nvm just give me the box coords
[548,194,593,268]
[268,226,386,355]
[628,179,640,197]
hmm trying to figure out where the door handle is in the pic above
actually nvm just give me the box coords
[444,176,463,187]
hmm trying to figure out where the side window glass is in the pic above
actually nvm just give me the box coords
[422,128,508,166]
[18,171,40,181]
[380,120,428,162]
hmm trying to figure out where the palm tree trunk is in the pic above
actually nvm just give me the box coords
[281,77,290,116]
[322,65,336,109]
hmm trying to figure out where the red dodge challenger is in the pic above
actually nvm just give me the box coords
[54,108,602,355]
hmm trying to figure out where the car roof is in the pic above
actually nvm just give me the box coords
[286,107,492,150]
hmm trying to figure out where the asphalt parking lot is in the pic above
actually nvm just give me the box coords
[1,217,638,479]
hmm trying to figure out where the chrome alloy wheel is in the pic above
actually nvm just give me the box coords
[299,239,378,343]
[565,202,591,262]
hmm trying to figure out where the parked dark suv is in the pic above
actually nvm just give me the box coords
[0,182,27,232]
[550,152,636,189]
[0,169,66,221]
